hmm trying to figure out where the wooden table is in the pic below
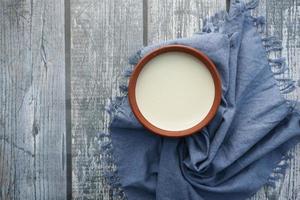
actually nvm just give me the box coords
[1,0,299,199]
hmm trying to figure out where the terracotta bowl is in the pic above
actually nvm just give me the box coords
[128,45,222,137]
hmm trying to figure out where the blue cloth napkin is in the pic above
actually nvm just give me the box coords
[101,1,300,199]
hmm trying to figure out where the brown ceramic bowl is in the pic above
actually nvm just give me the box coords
[128,45,221,137]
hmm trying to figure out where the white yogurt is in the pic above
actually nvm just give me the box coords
[135,51,215,131]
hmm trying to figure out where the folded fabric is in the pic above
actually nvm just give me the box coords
[100,0,300,199]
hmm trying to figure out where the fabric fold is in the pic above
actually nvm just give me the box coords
[101,0,300,199]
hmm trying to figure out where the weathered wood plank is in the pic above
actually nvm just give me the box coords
[0,0,67,199]
[70,0,143,199]
[147,0,226,45]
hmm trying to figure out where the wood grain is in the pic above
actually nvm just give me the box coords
[70,0,143,199]
[147,0,226,44]
[0,0,298,199]
[0,0,66,199]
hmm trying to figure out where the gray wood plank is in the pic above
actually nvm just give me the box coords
[70,0,143,199]
[147,0,226,45]
[0,0,67,199]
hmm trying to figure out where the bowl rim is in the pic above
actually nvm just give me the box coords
[128,45,222,137]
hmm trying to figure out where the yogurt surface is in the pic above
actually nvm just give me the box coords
[135,51,215,131]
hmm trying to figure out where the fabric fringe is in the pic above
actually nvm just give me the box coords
[98,131,127,199]
[238,0,299,190]
[202,0,298,99]
[240,0,299,190]
[99,97,128,199]
[262,36,297,97]
[119,66,135,93]
[129,49,142,65]
[265,154,293,188]
[202,11,226,33]
[99,42,136,199]
[202,0,299,191]
[105,97,124,119]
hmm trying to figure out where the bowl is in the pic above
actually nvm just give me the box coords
[128,45,221,137]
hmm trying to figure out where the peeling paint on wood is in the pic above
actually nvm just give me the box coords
[0,0,67,199]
